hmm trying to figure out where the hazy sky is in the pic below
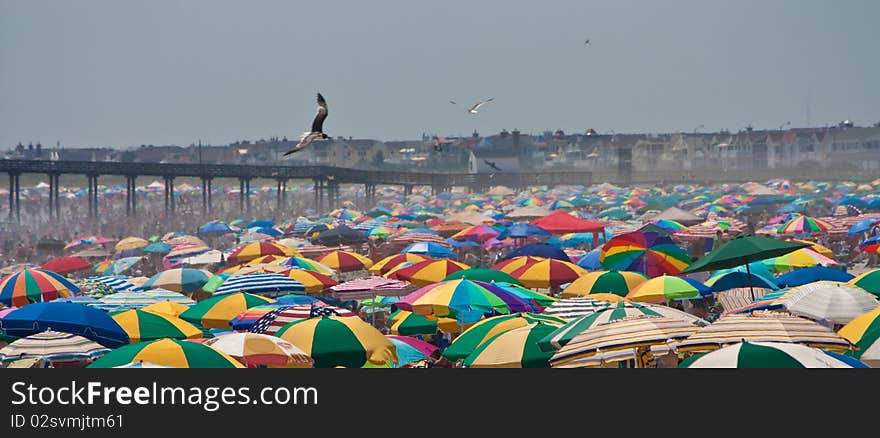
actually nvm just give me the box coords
[2,0,878,148]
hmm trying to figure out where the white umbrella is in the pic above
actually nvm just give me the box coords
[779,281,880,325]
[202,332,313,367]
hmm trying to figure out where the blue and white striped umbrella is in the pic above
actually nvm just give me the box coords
[213,273,305,298]
[82,276,143,292]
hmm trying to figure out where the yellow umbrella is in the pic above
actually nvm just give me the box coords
[785,238,834,258]
[114,237,149,253]
[140,300,191,317]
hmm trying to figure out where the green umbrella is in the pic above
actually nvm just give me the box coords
[681,235,810,297]
[87,338,243,368]
[442,313,566,361]
[442,267,523,285]
[201,273,231,294]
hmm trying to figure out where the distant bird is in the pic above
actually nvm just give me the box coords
[584,38,591,45]
[449,100,458,105]
[484,159,502,171]
[283,93,330,156]
[467,98,494,114]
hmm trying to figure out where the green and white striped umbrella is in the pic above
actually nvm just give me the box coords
[538,301,708,352]
[463,322,560,368]
[681,341,861,368]
[443,312,566,361]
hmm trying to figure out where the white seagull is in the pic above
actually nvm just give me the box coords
[467,98,494,114]
[283,93,330,156]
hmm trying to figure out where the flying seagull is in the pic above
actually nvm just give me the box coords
[484,159,502,171]
[467,98,494,114]
[449,100,458,105]
[584,38,590,45]
[283,93,330,156]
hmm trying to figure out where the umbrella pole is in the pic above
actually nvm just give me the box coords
[745,263,755,301]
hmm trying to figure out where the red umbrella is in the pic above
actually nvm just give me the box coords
[40,256,92,275]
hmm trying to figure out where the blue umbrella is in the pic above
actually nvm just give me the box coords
[107,257,142,275]
[402,228,440,235]
[497,223,552,240]
[712,262,776,283]
[575,248,602,270]
[144,242,174,253]
[848,218,879,236]
[247,220,275,229]
[274,294,322,305]
[0,302,129,348]
[213,273,305,297]
[446,238,480,248]
[774,266,855,288]
[198,221,234,236]
[503,243,570,262]
[251,227,283,237]
[705,271,779,292]
[401,242,457,259]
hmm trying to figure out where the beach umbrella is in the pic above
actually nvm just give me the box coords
[625,275,712,303]
[761,248,838,273]
[111,361,175,369]
[40,256,92,275]
[0,302,129,348]
[484,282,556,307]
[88,338,244,368]
[246,219,275,229]
[400,241,457,259]
[643,219,687,233]
[311,224,368,247]
[143,242,174,254]
[860,236,880,254]
[496,223,551,239]
[111,309,202,343]
[275,315,398,368]
[213,273,305,298]
[463,322,559,368]
[396,279,539,323]
[600,230,691,278]
[198,221,235,236]
[141,268,213,294]
[180,292,275,329]
[366,225,396,240]
[386,259,471,288]
[386,335,438,367]
[389,310,442,336]
[775,281,879,325]
[676,312,853,353]
[249,304,357,336]
[503,243,571,262]
[850,269,880,297]
[575,248,602,270]
[0,268,82,307]
[776,216,833,235]
[562,270,649,298]
[681,341,862,368]
[165,235,209,248]
[848,218,880,236]
[784,238,835,258]
[78,276,142,294]
[140,300,191,317]
[203,332,314,368]
[705,271,779,292]
[245,254,295,266]
[450,224,501,242]
[838,306,880,367]
[279,269,338,294]
[106,257,143,275]
[227,242,298,265]
[506,258,587,289]
[774,266,854,288]
[549,316,699,368]
[114,237,149,253]
[443,313,566,361]
[316,250,374,272]
[540,297,610,320]
[275,256,336,276]
[0,330,110,364]
[491,256,546,274]
[369,254,431,276]
[93,289,195,312]
[538,301,708,352]
[442,267,523,285]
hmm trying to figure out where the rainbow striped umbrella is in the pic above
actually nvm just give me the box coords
[275,315,398,368]
[463,322,560,368]
[141,268,212,294]
[850,269,880,297]
[838,306,880,366]
[562,270,649,298]
[395,279,540,323]
[645,219,687,233]
[367,225,395,240]
[600,230,691,278]
[777,216,833,235]
[450,224,501,242]
[244,254,292,266]
[0,330,110,364]
[369,254,430,276]
[386,259,471,288]
[0,268,82,307]
[443,313,566,361]
[488,282,556,307]
[88,338,244,368]
[506,258,587,289]
[625,275,712,303]
[111,309,203,343]
[179,292,275,329]
[275,257,336,276]
[316,250,374,272]
[859,236,880,254]
[227,242,299,265]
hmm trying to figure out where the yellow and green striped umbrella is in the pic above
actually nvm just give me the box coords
[849,269,880,297]
[112,309,203,343]
[838,306,880,366]
[140,300,191,317]
[87,338,244,368]
[562,270,649,298]
[276,315,397,368]
[179,292,275,329]
[463,322,560,368]
[625,275,712,303]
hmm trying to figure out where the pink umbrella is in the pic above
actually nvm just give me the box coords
[387,335,439,358]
